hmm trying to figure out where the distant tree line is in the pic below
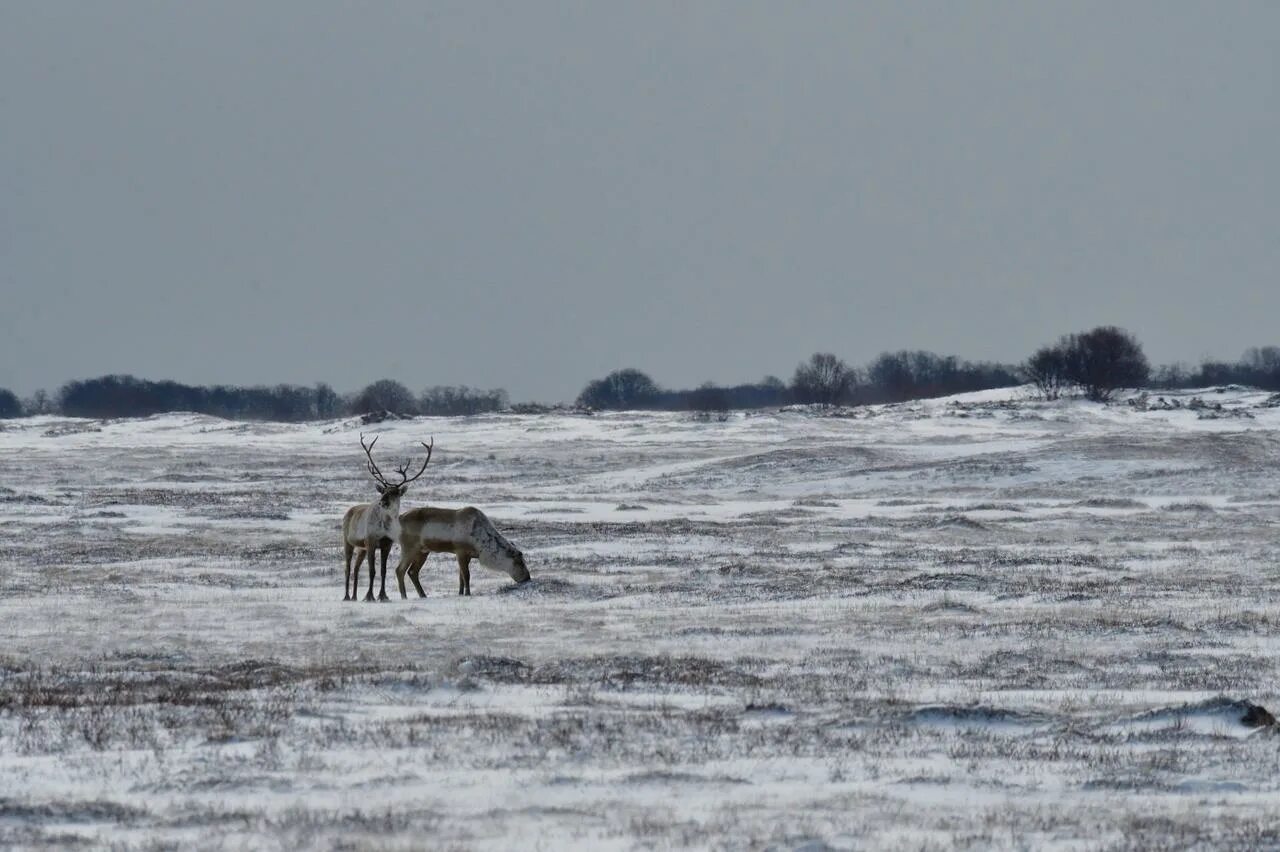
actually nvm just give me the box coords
[0,375,508,421]
[1018,328,1280,402]
[574,369,793,411]
[575,353,1022,411]
[2,332,1279,420]
[347,380,509,417]
[573,329,1280,412]
[53,376,345,420]
[1152,346,1280,392]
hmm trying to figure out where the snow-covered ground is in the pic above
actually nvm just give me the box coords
[2,386,1280,850]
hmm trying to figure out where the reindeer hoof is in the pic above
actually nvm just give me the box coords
[378,594,389,602]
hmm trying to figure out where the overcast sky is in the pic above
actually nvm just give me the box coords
[3,2,1277,402]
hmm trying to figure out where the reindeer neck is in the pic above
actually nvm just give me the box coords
[359,492,403,541]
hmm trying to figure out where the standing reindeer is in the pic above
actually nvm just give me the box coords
[342,434,433,602]
[393,506,531,598]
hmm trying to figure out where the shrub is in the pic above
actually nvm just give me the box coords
[1022,345,1070,401]
[0,388,21,418]
[418,386,508,416]
[576,369,660,410]
[351,379,418,416]
[1060,326,1150,402]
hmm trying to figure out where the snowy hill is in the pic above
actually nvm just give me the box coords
[1,388,1279,848]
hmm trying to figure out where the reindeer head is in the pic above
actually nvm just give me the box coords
[489,544,531,584]
[510,551,531,584]
[360,433,433,510]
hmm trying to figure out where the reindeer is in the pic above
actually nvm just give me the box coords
[342,434,433,602]
[392,506,531,598]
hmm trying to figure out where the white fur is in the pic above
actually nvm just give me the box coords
[349,499,402,543]
[418,516,463,542]
[466,511,525,579]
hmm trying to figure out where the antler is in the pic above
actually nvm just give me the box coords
[393,438,434,488]
[359,433,392,489]
[360,433,433,491]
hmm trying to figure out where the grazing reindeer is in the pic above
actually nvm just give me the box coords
[393,506,531,598]
[342,434,433,602]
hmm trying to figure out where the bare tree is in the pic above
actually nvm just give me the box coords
[791,353,856,406]
[1061,326,1150,402]
[1022,345,1070,401]
[24,389,52,415]
[1243,346,1280,373]
[1150,363,1191,390]
[314,382,343,419]
[1242,346,1280,389]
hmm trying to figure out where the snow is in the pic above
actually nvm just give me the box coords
[2,386,1279,849]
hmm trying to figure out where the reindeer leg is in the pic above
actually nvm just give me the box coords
[364,537,377,601]
[377,539,391,601]
[395,549,412,600]
[408,551,429,598]
[343,543,354,601]
[458,554,472,597]
[349,549,367,601]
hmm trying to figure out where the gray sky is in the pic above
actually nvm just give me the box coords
[3,2,1278,403]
